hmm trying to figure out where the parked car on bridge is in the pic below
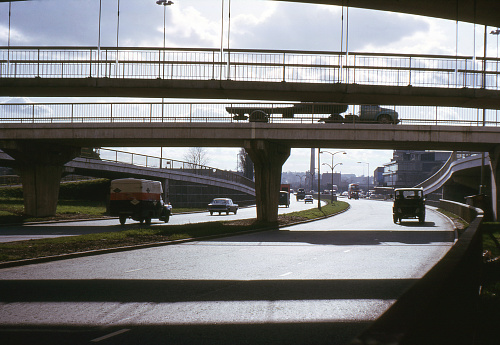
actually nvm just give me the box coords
[393,188,426,224]
[304,195,314,204]
[207,198,239,215]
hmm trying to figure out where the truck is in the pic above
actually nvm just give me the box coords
[109,178,172,225]
[226,103,399,124]
[296,187,306,201]
[348,183,360,200]
[279,190,290,207]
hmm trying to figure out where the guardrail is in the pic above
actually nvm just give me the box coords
[354,201,483,344]
[94,148,255,190]
[1,46,500,90]
[1,101,500,126]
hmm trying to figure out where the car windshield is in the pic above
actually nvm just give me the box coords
[396,190,423,199]
[211,199,229,204]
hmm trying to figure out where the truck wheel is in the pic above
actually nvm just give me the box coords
[377,114,392,124]
[249,110,269,122]
[119,216,127,225]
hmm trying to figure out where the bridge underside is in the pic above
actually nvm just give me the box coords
[2,79,500,110]
[276,0,500,27]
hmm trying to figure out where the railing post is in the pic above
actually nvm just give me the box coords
[282,52,286,82]
[408,56,412,86]
[89,48,92,78]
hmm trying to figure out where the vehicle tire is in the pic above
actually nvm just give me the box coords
[226,211,229,215]
[329,114,344,123]
[145,217,152,226]
[234,209,237,215]
[419,215,425,223]
[164,214,170,223]
[139,218,144,224]
[210,211,213,216]
[249,110,269,122]
[393,214,398,223]
[377,114,392,124]
[219,212,221,215]
[119,215,127,225]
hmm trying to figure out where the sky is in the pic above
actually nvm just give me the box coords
[1,0,497,176]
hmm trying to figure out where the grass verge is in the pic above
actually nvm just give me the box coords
[0,200,348,263]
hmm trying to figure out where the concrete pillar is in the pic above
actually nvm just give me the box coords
[489,147,500,221]
[244,140,290,223]
[3,142,80,217]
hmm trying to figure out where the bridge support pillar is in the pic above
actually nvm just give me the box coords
[244,140,290,223]
[489,147,500,221]
[2,142,80,217]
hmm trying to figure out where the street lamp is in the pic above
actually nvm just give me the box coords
[156,0,174,79]
[296,174,305,188]
[319,150,346,208]
[322,162,343,203]
[357,161,370,196]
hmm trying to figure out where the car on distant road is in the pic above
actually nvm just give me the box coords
[304,195,314,204]
[207,198,239,215]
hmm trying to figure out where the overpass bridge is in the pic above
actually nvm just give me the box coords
[1,101,500,222]
[1,47,500,110]
[0,147,255,209]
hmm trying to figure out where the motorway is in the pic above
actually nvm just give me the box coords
[0,199,456,344]
[0,197,323,243]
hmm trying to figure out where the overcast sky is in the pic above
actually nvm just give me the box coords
[1,0,496,175]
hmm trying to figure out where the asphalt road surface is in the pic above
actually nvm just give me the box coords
[0,197,324,243]
[0,199,455,344]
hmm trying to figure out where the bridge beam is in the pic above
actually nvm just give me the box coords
[2,142,81,217]
[244,140,290,223]
[489,146,500,221]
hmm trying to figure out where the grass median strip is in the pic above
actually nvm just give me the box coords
[0,200,349,263]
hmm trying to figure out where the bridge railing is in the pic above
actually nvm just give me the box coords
[1,46,499,90]
[1,101,500,127]
[94,148,255,190]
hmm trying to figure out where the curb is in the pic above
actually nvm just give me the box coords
[0,203,350,269]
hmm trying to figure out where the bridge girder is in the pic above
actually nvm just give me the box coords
[274,0,500,28]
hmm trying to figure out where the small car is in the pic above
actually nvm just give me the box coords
[207,198,238,215]
[304,195,314,204]
[393,188,426,223]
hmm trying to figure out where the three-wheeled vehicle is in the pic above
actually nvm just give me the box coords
[393,188,425,223]
[109,178,172,225]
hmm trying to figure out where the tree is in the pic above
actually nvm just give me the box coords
[238,148,254,180]
[184,147,210,168]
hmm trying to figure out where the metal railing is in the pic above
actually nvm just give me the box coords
[1,46,500,89]
[92,148,255,190]
[1,101,500,127]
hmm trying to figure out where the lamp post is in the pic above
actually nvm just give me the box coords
[296,174,305,188]
[156,0,174,79]
[357,161,370,196]
[320,151,346,192]
[322,162,343,203]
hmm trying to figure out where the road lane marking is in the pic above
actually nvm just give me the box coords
[279,272,293,277]
[91,328,130,342]
[125,268,144,273]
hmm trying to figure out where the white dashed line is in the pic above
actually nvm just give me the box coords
[91,328,130,342]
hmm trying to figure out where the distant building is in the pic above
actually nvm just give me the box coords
[383,150,451,188]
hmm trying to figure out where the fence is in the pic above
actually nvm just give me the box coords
[1,101,500,127]
[1,46,500,89]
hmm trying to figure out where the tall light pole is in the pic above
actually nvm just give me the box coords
[156,0,174,79]
[296,174,304,188]
[322,162,343,203]
[321,151,346,181]
[357,161,370,195]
